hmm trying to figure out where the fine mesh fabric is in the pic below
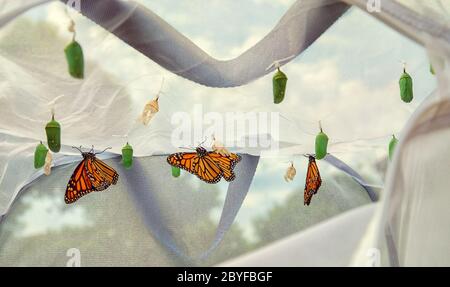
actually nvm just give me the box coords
[0,155,371,266]
[0,0,449,266]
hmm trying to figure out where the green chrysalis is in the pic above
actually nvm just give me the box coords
[65,40,84,79]
[121,142,133,169]
[430,63,435,75]
[399,69,413,103]
[172,166,181,178]
[34,141,48,169]
[389,135,398,160]
[273,68,287,104]
[45,115,61,153]
[315,122,329,160]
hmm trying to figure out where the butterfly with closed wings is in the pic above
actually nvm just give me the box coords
[303,155,322,206]
[65,146,119,204]
[167,146,241,184]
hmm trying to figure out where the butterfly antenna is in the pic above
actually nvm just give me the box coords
[95,147,112,155]
[72,146,83,154]
[198,137,208,147]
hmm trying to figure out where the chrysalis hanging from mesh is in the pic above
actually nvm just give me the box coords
[138,97,159,125]
[172,166,181,178]
[64,20,84,79]
[34,141,48,169]
[45,114,61,153]
[284,162,296,182]
[273,68,288,104]
[268,56,294,104]
[315,122,328,160]
[121,142,133,169]
[399,67,413,103]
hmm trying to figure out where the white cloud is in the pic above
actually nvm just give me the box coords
[18,197,93,237]
[228,28,269,59]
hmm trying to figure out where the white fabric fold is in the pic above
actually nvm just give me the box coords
[219,203,377,266]
[56,0,350,87]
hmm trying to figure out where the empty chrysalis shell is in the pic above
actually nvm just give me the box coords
[315,126,329,160]
[121,142,133,169]
[65,40,84,79]
[34,141,48,169]
[172,166,181,178]
[68,20,75,33]
[45,115,61,153]
[284,162,296,182]
[273,68,287,104]
[399,69,413,103]
[212,138,230,156]
[389,135,398,160]
[138,97,159,125]
[44,151,53,176]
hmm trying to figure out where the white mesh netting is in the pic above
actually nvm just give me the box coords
[0,0,449,266]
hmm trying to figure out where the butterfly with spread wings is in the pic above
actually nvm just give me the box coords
[304,155,322,206]
[65,146,119,204]
[167,146,241,184]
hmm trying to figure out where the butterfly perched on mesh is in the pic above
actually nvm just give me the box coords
[65,146,119,204]
[167,146,241,184]
[304,155,322,206]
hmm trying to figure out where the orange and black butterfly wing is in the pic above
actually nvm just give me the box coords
[207,152,242,182]
[167,152,198,174]
[196,156,223,184]
[92,157,119,187]
[167,152,223,184]
[93,158,119,185]
[65,159,95,204]
[304,156,322,206]
[85,157,119,191]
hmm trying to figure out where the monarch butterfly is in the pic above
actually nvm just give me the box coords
[304,155,322,206]
[65,146,119,204]
[167,146,241,184]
